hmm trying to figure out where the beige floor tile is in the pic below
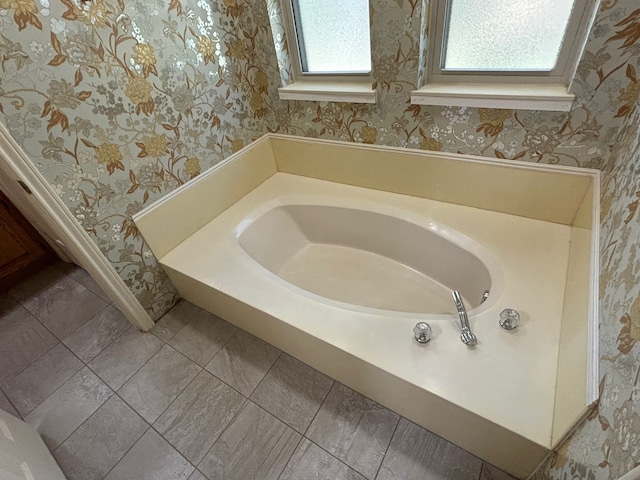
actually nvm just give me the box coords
[38,290,108,339]
[3,344,83,416]
[154,370,245,464]
[376,418,482,480]
[198,401,300,480]
[25,367,113,450]
[205,330,280,396]
[307,383,399,480]
[53,396,148,480]
[251,353,333,433]
[89,328,163,390]
[105,429,193,480]
[169,309,237,367]
[63,305,130,362]
[118,344,201,423]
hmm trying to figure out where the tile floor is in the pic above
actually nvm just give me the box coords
[0,262,517,480]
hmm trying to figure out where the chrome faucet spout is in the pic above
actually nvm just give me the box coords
[452,291,477,346]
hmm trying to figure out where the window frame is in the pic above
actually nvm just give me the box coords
[427,0,597,86]
[277,0,376,103]
[412,0,599,111]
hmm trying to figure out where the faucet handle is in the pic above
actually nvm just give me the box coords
[499,309,520,330]
[413,322,433,344]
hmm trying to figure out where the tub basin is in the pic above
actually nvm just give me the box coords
[238,204,492,313]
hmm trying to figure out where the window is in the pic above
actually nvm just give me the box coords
[277,0,376,103]
[291,0,370,74]
[412,0,598,111]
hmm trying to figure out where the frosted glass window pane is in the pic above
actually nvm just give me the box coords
[293,0,371,73]
[443,0,575,71]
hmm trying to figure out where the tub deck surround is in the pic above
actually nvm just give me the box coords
[161,171,567,442]
[133,135,600,480]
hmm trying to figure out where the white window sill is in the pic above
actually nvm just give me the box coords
[410,83,575,112]
[278,81,376,104]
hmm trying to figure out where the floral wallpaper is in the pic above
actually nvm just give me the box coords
[1,0,637,319]
[1,0,640,477]
[538,91,640,480]
[266,0,638,170]
[0,0,281,318]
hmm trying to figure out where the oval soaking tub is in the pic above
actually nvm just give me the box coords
[238,203,494,315]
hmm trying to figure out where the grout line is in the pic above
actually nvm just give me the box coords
[244,401,302,441]
[41,389,114,458]
[299,381,400,480]
[204,367,250,398]
[61,337,93,367]
[154,300,204,344]
[0,302,62,384]
[147,422,199,473]
[276,433,304,480]
[15,270,89,321]
[85,315,246,470]
[0,330,59,391]
[217,323,240,350]
[298,435,374,480]
[102,342,205,452]
[192,468,208,479]
[190,396,251,473]
[100,425,151,480]
[85,323,133,364]
[302,380,336,438]
[50,387,117,458]
[86,329,162,394]
[372,415,401,480]
[57,302,112,344]
[74,317,133,365]
[247,349,283,398]
[201,328,279,398]
[146,358,204,425]
[110,390,150,428]
[46,291,111,342]
[478,461,485,480]
[4,288,105,386]
[6,262,73,302]
[0,267,94,415]
[11,344,86,418]
[0,385,24,420]
[303,377,335,437]
[200,346,253,398]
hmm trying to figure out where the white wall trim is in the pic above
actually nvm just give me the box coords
[278,81,376,103]
[411,83,575,112]
[588,171,601,405]
[0,122,154,331]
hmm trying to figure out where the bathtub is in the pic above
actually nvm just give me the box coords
[238,200,498,316]
[134,134,599,479]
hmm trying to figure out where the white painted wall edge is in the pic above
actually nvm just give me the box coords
[0,122,154,331]
[278,81,376,103]
[411,84,575,112]
[588,170,601,404]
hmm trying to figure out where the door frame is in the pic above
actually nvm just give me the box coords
[0,122,154,331]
